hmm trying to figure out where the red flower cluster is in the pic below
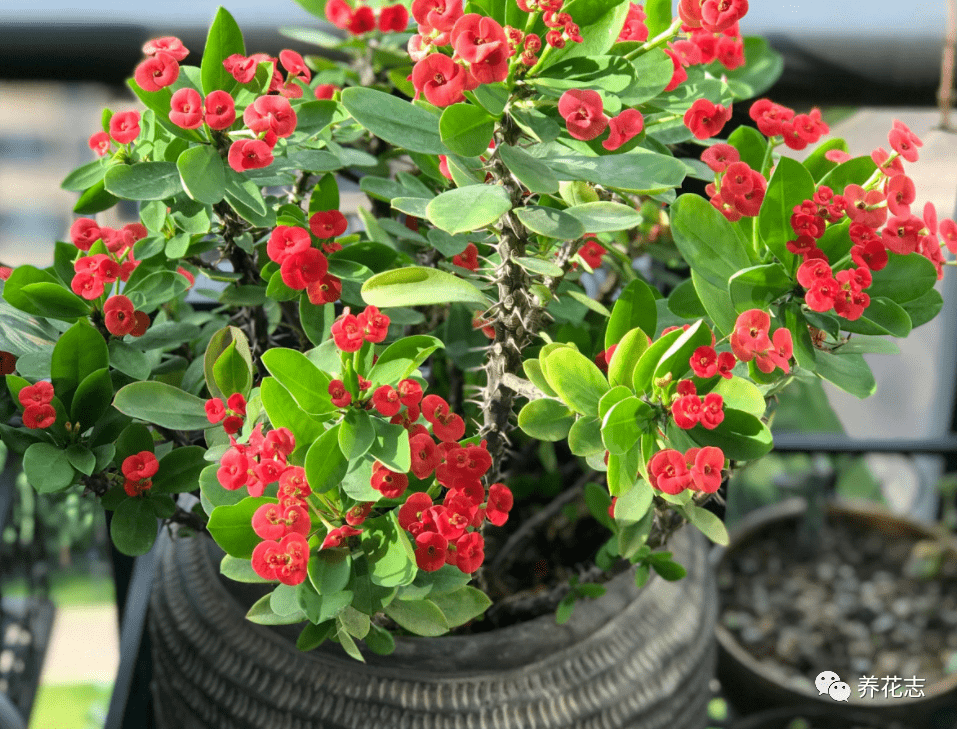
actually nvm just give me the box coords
[749,99,828,151]
[670,380,724,430]
[326,0,408,35]
[168,88,236,130]
[330,306,391,352]
[68,220,146,311]
[557,90,643,150]
[18,381,56,430]
[252,532,310,585]
[579,238,607,268]
[103,294,149,337]
[684,98,732,140]
[617,3,649,42]
[264,223,341,300]
[133,37,187,92]
[689,345,735,380]
[206,392,249,436]
[701,147,767,222]
[451,242,480,271]
[679,0,749,34]
[216,422,297,496]
[122,451,159,497]
[649,445,725,494]
[730,309,793,374]
[252,500,310,541]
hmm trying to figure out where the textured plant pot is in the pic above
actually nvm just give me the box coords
[714,498,957,726]
[149,525,717,729]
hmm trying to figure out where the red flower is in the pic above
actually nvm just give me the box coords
[397,379,424,407]
[227,139,273,173]
[143,36,189,61]
[379,4,409,31]
[452,242,480,271]
[252,532,310,585]
[690,346,718,378]
[716,351,736,379]
[663,47,688,92]
[329,379,352,408]
[690,446,724,493]
[432,410,465,443]
[22,404,56,430]
[203,90,236,130]
[454,531,485,573]
[485,482,513,526]
[104,295,136,336]
[451,14,510,83]
[359,305,390,342]
[672,394,702,429]
[371,464,409,499]
[222,415,244,435]
[71,271,104,300]
[169,88,203,129]
[411,53,467,107]
[309,210,348,239]
[411,0,464,33]
[266,226,309,264]
[18,381,53,408]
[226,393,247,416]
[410,433,439,479]
[280,248,328,290]
[372,385,402,416]
[618,2,649,42]
[217,448,250,490]
[332,314,364,352]
[699,392,724,430]
[320,525,362,550]
[348,5,377,34]
[648,449,692,495]
[730,309,771,362]
[749,98,794,137]
[888,120,922,163]
[579,239,606,269]
[684,99,732,140]
[109,111,140,144]
[88,132,111,157]
[134,51,179,92]
[414,531,449,571]
[399,492,434,531]
[558,89,609,141]
[306,273,342,304]
[70,218,101,251]
[325,0,354,29]
[123,478,153,498]
[314,84,340,100]
[346,502,374,526]
[122,451,159,481]
[252,503,310,540]
[129,311,150,337]
[243,95,297,138]
[602,109,644,151]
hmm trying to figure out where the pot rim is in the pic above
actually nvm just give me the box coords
[712,496,957,710]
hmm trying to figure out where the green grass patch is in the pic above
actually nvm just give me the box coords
[29,681,111,729]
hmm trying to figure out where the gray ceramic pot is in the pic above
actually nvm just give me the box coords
[149,525,717,729]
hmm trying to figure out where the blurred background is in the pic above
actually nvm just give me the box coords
[0,1,955,728]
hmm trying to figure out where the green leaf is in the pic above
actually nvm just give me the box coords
[839,297,912,338]
[614,478,653,524]
[497,143,559,194]
[300,297,333,346]
[430,586,492,628]
[201,7,245,95]
[104,162,182,200]
[439,103,495,157]
[533,55,638,95]
[339,408,376,460]
[70,367,113,428]
[361,512,416,588]
[541,347,609,416]
[123,271,189,313]
[536,147,686,193]
[513,206,585,240]
[362,267,489,308]
[73,179,119,214]
[260,377,326,447]
[721,37,784,99]
[426,185,511,234]
[605,279,657,348]
[729,263,793,312]
[65,445,96,476]
[177,145,226,205]
[813,349,876,399]
[261,348,335,415]
[203,326,253,402]
[817,155,878,194]
[364,623,396,655]
[368,420,411,473]
[212,339,253,399]
[564,202,642,233]
[515,256,564,277]
[110,497,158,556]
[152,446,206,494]
[51,320,109,406]
[685,408,773,461]
[644,0,671,36]
[296,621,336,651]
[17,283,91,321]
[523,359,558,397]
[649,558,686,581]
[901,287,944,328]
[114,423,154,464]
[223,167,268,215]
[368,335,443,388]
[384,598,450,637]
[23,443,76,493]
[309,549,352,595]
[568,415,604,457]
[602,397,653,455]
[867,252,938,304]
[671,194,753,291]
[710,376,766,418]
[221,554,274,583]
[341,87,448,155]
[517,398,576,441]
[305,425,348,493]
[727,125,767,177]
[542,0,629,65]
[758,157,814,269]
[246,593,306,625]
[113,381,211,430]
[391,197,430,218]
[652,319,712,383]
[683,505,729,546]
[295,100,339,137]
[61,159,106,192]
[208,496,276,558]
[691,269,737,336]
